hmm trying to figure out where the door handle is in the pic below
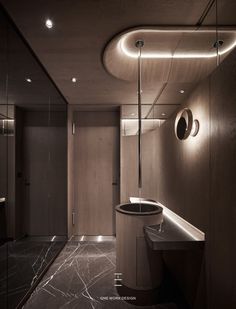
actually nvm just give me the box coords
[72,212,75,225]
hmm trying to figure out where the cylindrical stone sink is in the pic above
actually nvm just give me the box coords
[115,202,163,291]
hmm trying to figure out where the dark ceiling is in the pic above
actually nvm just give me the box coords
[1,0,236,117]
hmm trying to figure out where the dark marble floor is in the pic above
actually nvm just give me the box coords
[0,237,66,309]
[23,240,184,309]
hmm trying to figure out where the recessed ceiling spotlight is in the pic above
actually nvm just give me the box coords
[25,78,32,83]
[180,89,185,94]
[45,19,53,29]
[71,77,77,83]
[161,113,166,116]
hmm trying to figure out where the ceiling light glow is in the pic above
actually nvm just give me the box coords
[26,78,32,83]
[45,19,53,29]
[119,30,236,59]
[180,89,185,94]
[71,77,77,83]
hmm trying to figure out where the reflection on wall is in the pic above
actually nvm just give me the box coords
[0,119,14,136]
[0,4,67,309]
[121,119,164,136]
[22,111,67,236]
[121,130,158,203]
[0,105,15,239]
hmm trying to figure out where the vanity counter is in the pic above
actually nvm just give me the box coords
[144,214,205,251]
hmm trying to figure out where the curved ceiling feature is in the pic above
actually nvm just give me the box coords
[103,27,236,82]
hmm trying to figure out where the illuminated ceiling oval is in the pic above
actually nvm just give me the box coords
[103,27,236,82]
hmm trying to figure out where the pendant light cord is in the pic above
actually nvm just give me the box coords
[135,40,144,189]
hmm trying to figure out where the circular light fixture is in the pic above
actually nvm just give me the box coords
[25,78,32,83]
[190,119,199,136]
[175,108,193,140]
[71,77,77,83]
[45,19,53,29]
[180,89,185,94]
[175,108,199,140]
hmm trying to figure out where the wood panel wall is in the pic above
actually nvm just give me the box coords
[121,48,236,309]
[121,129,158,203]
[74,111,120,235]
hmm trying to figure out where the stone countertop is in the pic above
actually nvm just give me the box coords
[144,214,205,251]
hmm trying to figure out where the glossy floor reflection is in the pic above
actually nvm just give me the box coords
[0,237,66,309]
[23,240,186,309]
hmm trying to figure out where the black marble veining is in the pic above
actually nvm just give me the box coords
[23,240,189,309]
[0,237,66,309]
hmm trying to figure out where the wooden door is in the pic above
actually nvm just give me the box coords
[74,112,119,235]
[23,112,67,236]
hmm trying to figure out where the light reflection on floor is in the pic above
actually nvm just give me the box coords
[23,240,180,309]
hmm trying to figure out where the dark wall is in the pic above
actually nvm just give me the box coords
[208,52,236,309]
[67,106,75,238]
[155,48,236,309]
[0,4,68,240]
[0,106,16,238]
[21,111,67,236]
[0,5,68,309]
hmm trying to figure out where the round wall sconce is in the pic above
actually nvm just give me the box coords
[175,108,193,140]
[190,119,200,136]
[175,108,199,140]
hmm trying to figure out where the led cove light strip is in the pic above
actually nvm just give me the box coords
[130,197,205,241]
[119,30,236,59]
[161,205,203,241]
